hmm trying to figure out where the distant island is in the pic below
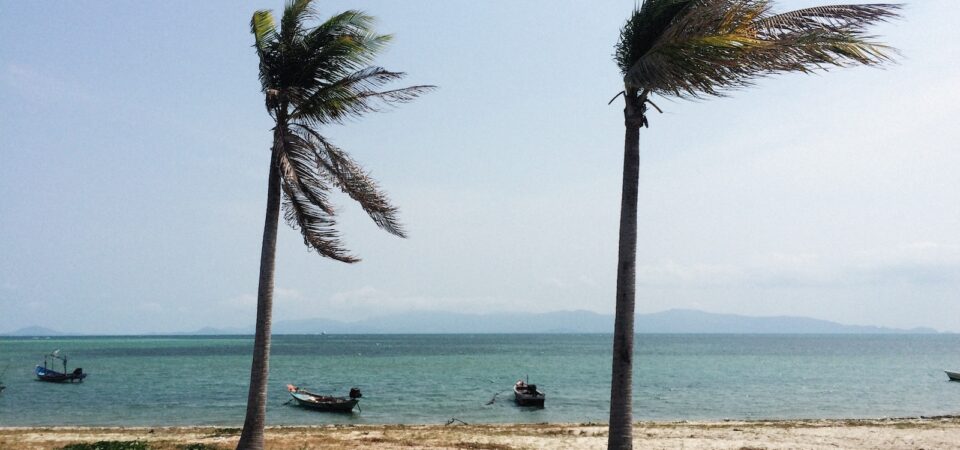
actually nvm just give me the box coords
[2,309,940,336]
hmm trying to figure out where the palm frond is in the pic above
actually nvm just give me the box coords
[755,4,901,36]
[251,10,279,97]
[618,0,900,99]
[277,131,334,216]
[280,176,359,263]
[754,4,902,68]
[290,123,406,237]
[250,10,277,53]
[616,0,696,75]
[307,10,390,70]
[280,0,316,47]
[625,0,774,97]
[292,67,435,124]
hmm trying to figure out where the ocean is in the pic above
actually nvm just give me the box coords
[1,334,959,427]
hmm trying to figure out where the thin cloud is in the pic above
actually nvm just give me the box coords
[637,242,960,288]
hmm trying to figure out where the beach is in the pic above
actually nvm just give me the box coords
[4,417,960,449]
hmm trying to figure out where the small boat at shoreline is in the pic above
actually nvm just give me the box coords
[35,350,87,383]
[286,384,361,412]
[946,370,960,382]
[514,378,545,407]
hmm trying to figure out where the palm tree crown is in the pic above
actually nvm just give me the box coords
[616,1,900,98]
[251,0,433,262]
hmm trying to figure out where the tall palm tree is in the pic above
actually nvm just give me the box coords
[238,1,432,448]
[607,1,899,448]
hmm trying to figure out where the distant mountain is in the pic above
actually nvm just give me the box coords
[187,326,253,335]
[1,326,64,336]
[261,309,936,335]
[353,310,614,334]
[7,309,940,336]
[635,309,939,334]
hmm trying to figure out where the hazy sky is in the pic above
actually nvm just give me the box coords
[1,1,957,334]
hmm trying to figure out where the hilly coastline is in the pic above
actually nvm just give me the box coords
[3,309,939,336]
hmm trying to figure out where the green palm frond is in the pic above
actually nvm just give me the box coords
[280,0,316,47]
[293,67,434,125]
[252,0,432,262]
[617,0,900,98]
[616,0,696,75]
[250,10,277,52]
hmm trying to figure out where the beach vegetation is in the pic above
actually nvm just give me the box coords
[606,1,899,448]
[60,441,149,450]
[238,0,432,448]
[206,428,241,438]
[177,444,226,450]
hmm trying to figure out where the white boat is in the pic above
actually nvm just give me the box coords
[946,370,960,382]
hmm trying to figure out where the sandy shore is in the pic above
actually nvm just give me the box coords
[3,417,960,449]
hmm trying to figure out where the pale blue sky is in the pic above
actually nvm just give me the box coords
[1,1,957,334]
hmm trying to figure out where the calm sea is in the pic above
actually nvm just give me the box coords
[1,334,959,426]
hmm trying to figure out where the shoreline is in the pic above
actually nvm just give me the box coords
[5,417,960,449]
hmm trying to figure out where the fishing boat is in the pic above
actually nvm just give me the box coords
[286,384,361,412]
[514,378,545,407]
[35,350,87,383]
[946,370,960,382]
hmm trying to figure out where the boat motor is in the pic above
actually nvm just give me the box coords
[349,387,362,399]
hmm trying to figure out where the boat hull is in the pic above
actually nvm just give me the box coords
[946,370,960,382]
[35,366,86,383]
[292,395,358,412]
[288,386,359,413]
[514,384,545,407]
[514,392,545,407]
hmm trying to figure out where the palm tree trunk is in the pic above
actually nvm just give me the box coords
[608,90,642,450]
[237,148,282,450]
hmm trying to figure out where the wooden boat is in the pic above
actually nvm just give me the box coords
[35,350,86,383]
[286,384,361,412]
[514,379,545,407]
[946,370,960,382]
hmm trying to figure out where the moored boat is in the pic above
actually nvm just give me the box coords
[35,350,87,383]
[946,370,960,382]
[514,379,545,407]
[286,384,361,412]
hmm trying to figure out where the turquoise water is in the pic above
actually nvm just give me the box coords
[1,334,959,426]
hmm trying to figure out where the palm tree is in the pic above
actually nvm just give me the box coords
[238,1,432,448]
[607,1,899,448]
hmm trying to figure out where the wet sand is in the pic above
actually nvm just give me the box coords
[3,417,960,449]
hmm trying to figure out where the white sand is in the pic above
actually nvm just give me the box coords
[3,417,960,449]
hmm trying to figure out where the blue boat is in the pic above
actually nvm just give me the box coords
[35,350,86,383]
